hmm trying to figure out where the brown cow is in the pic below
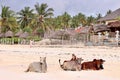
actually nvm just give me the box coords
[81,59,105,70]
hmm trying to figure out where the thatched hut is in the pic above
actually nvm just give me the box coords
[93,24,110,33]
[75,26,93,42]
[98,8,120,24]
[47,30,63,39]
[75,26,92,34]
[108,21,120,31]
[19,32,29,38]
[107,21,120,36]
[15,30,23,37]
[5,31,14,38]
[0,33,4,38]
[48,29,76,40]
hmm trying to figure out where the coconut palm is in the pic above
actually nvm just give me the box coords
[87,15,96,26]
[34,3,54,32]
[87,16,96,26]
[17,7,34,30]
[106,10,112,15]
[61,12,71,29]
[71,13,87,28]
[52,16,63,30]
[96,13,102,20]
[0,6,17,33]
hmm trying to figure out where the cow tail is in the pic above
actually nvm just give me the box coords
[25,67,29,72]
[59,59,63,69]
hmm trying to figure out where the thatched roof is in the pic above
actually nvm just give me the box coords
[0,33,4,38]
[108,21,120,27]
[19,32,29,38]
[47,29,76,39]
[98,8,120,21]
[48,30,65,39]
[75,26,92,34]
[5,31,13,38]
[15,30,23,37]
[64,28,77,36]
[93,24,110,33]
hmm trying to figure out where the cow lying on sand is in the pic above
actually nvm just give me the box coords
[81,59,105,70]
[25,57,47,73]
[59,58,83,71]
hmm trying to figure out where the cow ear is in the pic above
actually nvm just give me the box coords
[100,59,105,62]
[93,59,96,61]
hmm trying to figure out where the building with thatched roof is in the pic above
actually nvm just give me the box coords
[0,33,4,38]
[46,29,76,40]
[75,26,93,34]
[15,30,23,37]
[93,24,110,33]
[19,32,29,38]
[108,21,120,33]
[5,31,14,38]
[98,8,120,24]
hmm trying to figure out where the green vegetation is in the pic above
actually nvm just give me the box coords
[0,3,112,41]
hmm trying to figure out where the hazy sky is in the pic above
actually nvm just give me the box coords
[0,0,120,17]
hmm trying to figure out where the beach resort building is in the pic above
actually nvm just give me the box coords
[98,8,120,34]
[98,8,120,25]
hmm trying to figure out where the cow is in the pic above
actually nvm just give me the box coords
[81,59,105,70]
[59,58,83,71]
[25,57,47,73]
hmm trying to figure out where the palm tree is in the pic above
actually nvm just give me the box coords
[61,12,71,29]
[96,13,102,20]
[17,7,34,31]
[77,13,87,26]
[106,9,112,15]
[87,15,96,26]
[71,13,87,27]
[34,3,54,32]
[0,6,17,33]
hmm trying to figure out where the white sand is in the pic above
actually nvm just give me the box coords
[0,45,120,80]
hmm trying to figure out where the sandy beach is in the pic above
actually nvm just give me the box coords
[0,45,120,80]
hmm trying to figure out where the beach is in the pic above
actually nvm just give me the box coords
[0,45,120,80]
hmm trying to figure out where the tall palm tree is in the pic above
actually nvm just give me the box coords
[17,7,34,31]
[0,6,17,33]
[71,13,87,27]
[106,9,112,15]
[87,15,96,26]
[61,12,71,29]
[96,13,102,20]
[77,13,87,26]
[52,16,63,30]
[34,3,54,32]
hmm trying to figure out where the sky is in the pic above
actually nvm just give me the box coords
[0,0,120,17]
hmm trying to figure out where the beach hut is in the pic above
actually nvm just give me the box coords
[108,21,120,30]
[75,26,93,42]
[75,26,92,34]
[48,29,76,39]
[19,32,29,44]
[98,8,120,24]
[0,33,4,38]
[93,24,110,33]
[107,21,120,37]
[5,31,14,38]
[19,32,29,38]
[15,30,23,37]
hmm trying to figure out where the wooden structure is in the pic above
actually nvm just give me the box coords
[98,8,120,24]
